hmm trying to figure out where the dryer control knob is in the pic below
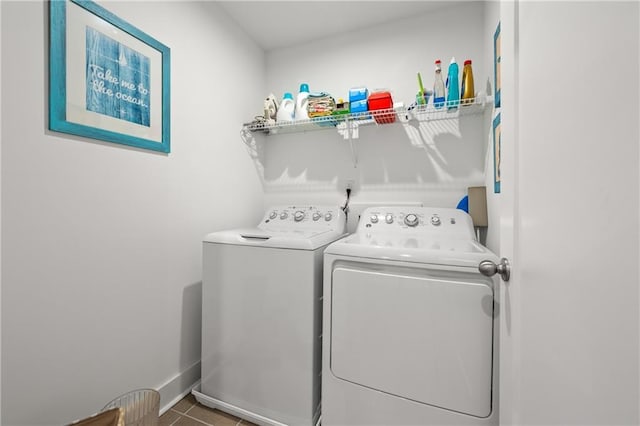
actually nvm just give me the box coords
[385,214,394,224]
[269,211,278,220]
[430,215,441,226]
[404,214,419,227]
[294,211,305,222]
[280,212,288,220]
[312,212,321,221]
[324,212,333,221]
[370,215,379,224]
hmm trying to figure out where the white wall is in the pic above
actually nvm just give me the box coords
[482,1,501,253]
[0,1,264,424]
[257,2,492,220]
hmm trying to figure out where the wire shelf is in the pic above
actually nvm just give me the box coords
[244,97,492,135]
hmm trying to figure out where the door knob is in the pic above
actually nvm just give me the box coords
[478,258,511,282]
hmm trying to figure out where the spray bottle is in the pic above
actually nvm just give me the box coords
[433,60,446,109]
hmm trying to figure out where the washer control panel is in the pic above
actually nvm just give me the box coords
[359,207,474,239]
[261,206,345,230]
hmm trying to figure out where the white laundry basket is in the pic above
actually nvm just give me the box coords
[103,389,160,426]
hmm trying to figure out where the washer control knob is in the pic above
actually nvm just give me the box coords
[404,214,419,227]
[324,212,333,221]
[312,212,321,221]
[294,211,305,222]
[385,214,394,224]
[280,211,288,220]
[269,211,278,220]
[430,215,441,226]
[370,215,379,224]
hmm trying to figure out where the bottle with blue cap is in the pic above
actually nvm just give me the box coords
[277,92,295,122]
[295,83,310,120]
[446,57,460,110]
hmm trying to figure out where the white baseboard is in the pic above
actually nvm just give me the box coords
[192,388,288,426]
[157,361,201,415]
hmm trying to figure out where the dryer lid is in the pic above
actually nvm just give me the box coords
[325,233,497,267]
[325,206,498,267]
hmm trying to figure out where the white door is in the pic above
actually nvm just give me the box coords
[497,2,639,425]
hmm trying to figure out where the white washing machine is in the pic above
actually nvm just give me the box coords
[193,206,346,426]
[322,206,499,426]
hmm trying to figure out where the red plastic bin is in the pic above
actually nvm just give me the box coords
[368,91,395,124]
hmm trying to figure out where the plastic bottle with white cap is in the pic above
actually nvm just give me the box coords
[277,92,295,122]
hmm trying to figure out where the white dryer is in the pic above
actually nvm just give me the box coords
[194,206,346,426]
[322,206,499,426]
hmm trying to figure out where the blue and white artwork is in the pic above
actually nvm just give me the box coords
[85,26,150,126]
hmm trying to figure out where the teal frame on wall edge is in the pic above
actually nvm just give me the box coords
[493,21,501,109]
[493,112,501,194]
[49,0,171,153]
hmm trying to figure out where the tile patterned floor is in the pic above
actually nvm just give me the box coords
[160,393,257,426]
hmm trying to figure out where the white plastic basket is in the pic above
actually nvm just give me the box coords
[103,389,160,426]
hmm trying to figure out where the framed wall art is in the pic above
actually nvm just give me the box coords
[493,21,501,108]
[493,112,501,194]
[49,0,171,153]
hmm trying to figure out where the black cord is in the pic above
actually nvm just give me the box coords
[341,187,351,222]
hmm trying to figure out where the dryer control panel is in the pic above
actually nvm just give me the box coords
[359,207,475,240]
[261,205,346,231]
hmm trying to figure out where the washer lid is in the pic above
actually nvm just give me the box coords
[204,227,346,250]
[204,205,347,250]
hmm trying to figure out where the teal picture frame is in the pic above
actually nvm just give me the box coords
[49,0,171,153]
[493,22,501,109]
[493,113,501,194]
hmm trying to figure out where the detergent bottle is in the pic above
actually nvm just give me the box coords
[461,60,475,105]
[446,57,460,110]
[433,59,446,109]
[277,92,295,122]
[295,83,310,120]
